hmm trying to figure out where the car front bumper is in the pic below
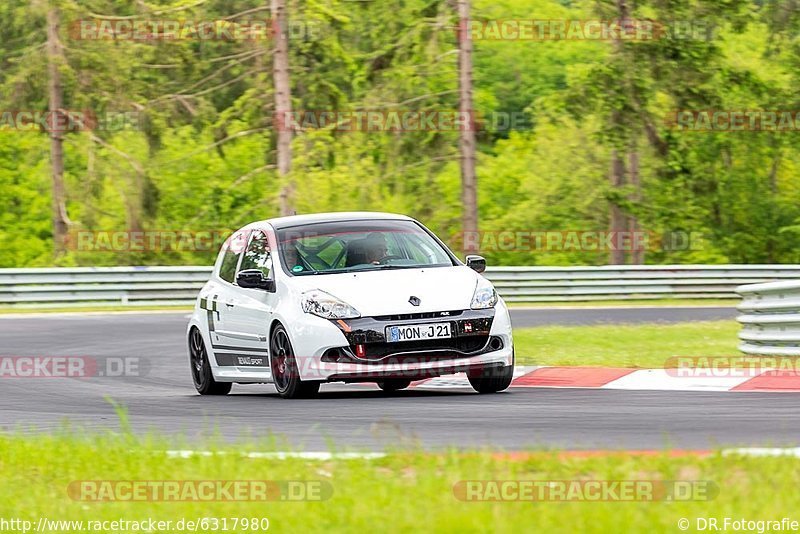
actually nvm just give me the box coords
[289,303,514,382]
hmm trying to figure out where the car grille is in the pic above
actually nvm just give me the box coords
[329,309,498,364]
[371,310,464,321]
[356,335,490,360]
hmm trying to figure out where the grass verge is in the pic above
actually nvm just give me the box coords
[0,433,796,533]
[508,298,738,308]
[513,320,740,368]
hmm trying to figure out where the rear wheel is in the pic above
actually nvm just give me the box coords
[377,379,412,392]
[189,328,232,395]
[270,324,320,399]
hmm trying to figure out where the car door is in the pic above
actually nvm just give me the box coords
[204,229,252,357]
[220,228,276,370]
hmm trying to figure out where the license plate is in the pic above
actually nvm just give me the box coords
[386,322,452,342]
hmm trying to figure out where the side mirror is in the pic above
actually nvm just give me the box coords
[236,269,276,292]
[465,254,486,273]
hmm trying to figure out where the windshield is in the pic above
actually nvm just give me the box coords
[276,219,455,275]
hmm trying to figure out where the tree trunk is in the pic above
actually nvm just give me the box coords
[47,6,69,256]
[620,0,642,265]
[607,0,643,265]
[271,0,294,216]
[628,148,644,264]
[609,149,627,265]
[457,0,478,254]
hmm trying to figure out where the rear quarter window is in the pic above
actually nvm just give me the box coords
[217,231,248,283]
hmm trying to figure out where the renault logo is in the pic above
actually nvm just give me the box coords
[408,296,421,306]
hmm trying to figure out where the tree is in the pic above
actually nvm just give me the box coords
[457,0,477,254]
[272,0,294,216]
[608,0,634,265]
[46,4,70,256]
[569,0,751,264]
[3,0,800,270]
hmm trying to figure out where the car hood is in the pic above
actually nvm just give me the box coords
[289,266,482,316]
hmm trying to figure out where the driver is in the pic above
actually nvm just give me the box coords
[364,232,388,264]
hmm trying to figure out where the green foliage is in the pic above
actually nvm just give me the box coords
[1,0,799,267]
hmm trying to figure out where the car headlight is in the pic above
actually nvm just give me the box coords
[301,290,361,319]
[471,278,498,309]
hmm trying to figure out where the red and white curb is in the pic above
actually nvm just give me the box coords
[378,366,800,392]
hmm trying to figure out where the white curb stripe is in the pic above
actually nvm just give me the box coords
[601,369,753,392]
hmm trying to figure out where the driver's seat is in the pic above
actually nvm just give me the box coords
[344,239,369,267]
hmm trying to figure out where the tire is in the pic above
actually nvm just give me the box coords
[189,327,232,396]
[377,379,412,392]
[270,324,320,399]
[468,359,514,394]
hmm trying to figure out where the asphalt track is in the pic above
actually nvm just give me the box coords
[3,307,796,451]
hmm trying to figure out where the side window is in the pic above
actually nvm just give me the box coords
[239,230,272,279]
[218,231,247,283]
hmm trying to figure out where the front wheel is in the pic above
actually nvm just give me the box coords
[270,324,320,399]
[468,361,514,394]
[377,379,412,392]
[189,328,232,395]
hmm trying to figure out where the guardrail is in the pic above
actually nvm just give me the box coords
[0,267,212,308]
[737,280,800,356]
[1,264,799,309]
[487,265,800,302]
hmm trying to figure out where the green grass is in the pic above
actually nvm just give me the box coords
[513,320,741,368]
[1,433,797,533]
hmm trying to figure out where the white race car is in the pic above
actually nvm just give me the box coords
[187,212,514,399]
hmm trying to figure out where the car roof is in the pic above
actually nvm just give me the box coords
[254,211,414,230]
